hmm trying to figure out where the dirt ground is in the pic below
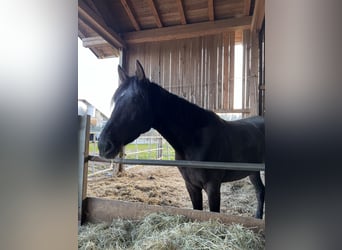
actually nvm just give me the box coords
[87,164,265,218]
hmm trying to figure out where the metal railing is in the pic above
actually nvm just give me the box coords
[86,133,264,178]
[88,156,265,172]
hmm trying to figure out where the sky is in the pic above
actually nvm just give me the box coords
[78,38,119,117]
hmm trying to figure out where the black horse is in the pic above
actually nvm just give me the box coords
[98,60,265,219]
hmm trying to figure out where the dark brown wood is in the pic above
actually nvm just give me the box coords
[228,31,235,110]
[223,32,229,110]
[123,16,252,44]
[79,115,88,225]
[78,1,126,49]
[242,30,249,110]
[176,0,187,24]
[82,115,91,201]
[244,0,251,16]
[84,197,265,232]
[120,0,141,31]
[78,0,250,58]
[208,0,214,21]
[85,0,105,21]
[251,0,265,31]
[123,32,254,113]
[147,0,163,28]
[117,149,124,173]
[249,31,259,115]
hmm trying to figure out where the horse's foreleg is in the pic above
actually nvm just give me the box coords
[249,172,265,219]
[185,181,203,210]
[205,183,221,212]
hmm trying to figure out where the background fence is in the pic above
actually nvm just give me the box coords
[88,129,175,179]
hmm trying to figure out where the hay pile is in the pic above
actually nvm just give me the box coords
[79,213,265,250]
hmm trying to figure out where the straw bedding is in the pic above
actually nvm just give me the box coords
[79,213,265,250]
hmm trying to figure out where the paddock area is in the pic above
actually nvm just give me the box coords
[87,165,265,218]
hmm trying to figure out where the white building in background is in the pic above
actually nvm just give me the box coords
[78,99,109,141]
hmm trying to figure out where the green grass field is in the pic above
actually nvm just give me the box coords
[89,142,175,160]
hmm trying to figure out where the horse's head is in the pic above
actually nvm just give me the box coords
[98,60,154,158]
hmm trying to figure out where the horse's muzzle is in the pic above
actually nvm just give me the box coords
[98,139,118,159]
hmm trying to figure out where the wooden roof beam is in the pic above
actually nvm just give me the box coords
[176,0,187,25]
[147,0,163,28]
[123,16,252,44]
[244,0,251,16]
[120,0,141,31]
[78,1,126,49]
[208,0,214,21]
[251,0,265,31]
[82,36,107,48]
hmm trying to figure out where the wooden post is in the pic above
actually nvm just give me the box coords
[242,29,251,117]
[258,23,265,116]
[118,150,125,173]
[118,48,126,173]
[228,31,235,110]
[223,32,229,110]
[157,137,162,159]
[78,114,90,225]
[249,31,259,116]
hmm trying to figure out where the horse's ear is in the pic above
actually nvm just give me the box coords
[118,65,128,83]
[135,60,146,81]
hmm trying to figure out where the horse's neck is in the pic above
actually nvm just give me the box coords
[151,85,212,155]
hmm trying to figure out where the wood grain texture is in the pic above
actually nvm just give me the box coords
[123,16,252,44]
[84,197,265,232]
[120,0,141,31]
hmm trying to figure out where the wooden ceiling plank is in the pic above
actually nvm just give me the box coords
[120,0,141,31]
[123,16,252,44]
[78,1,126,49]
[208,0,214,21]
[176,0,187,24]
[82,36,108,48]
[251,0,265,31]
[243,0,251,16]
[147,0,163,28]
[85,0,104,21]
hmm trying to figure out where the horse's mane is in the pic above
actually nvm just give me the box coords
[111,75,221,128]
[148,80,220,128]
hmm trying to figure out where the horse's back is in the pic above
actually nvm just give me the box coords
[238,116,264,135]
[224,116,264,163]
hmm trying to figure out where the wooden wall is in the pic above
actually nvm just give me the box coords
[124,30,259,115]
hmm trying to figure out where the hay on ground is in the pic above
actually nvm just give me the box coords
[79,213,265,250]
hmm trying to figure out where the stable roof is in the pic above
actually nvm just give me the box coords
[78,0,264,58]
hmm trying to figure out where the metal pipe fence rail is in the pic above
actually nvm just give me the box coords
[88,155,265,172]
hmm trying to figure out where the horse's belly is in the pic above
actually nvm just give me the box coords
[221,171,252,182]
